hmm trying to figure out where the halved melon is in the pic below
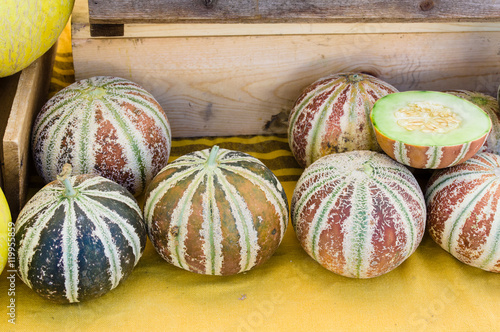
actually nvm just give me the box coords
[370,91,491,169]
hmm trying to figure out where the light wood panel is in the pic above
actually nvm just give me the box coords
[72,32,500,138]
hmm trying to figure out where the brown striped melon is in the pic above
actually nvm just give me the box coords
[445,90,500,155]
[371,91,491,169]
[31,76,172,196]
[15,164,147,303]
[288,72,398,168]
[291,150,426,278]
[426,152,500,272]
[144,146,289,276]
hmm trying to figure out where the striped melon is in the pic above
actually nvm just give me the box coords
[291,150,426,278]
[144,146,289,276]
[31,76,171,196]
[15,164,147,303]
[426,152,500,272]
[371,91,491,169]
[445,90,500,155]
[288,72,398,168]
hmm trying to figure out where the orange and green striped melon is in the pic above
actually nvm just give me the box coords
[371,91,491,169]
[144,146,289,276]
[288,72,398,168]
[426,152,500,273]
[15,165,147,303]
[31,76,171,196]
[445,90,500,155]
[291,150,426,278]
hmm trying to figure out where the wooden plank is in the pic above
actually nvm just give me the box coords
[72,32,500,138]
[2,44,56,216]
[0,72,21,189]
[87,0,500,24]
[73,21,500,39]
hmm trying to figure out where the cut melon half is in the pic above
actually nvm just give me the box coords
[370,91,491,169]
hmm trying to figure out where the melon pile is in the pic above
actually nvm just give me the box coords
[288,72,500,276]
[18,73,289,301]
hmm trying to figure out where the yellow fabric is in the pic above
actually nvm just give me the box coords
[1,19,500,332]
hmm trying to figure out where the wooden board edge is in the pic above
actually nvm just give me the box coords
[2,44,57,217]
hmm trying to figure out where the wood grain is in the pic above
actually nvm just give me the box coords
[87,0,500,24]
[72,32,500,138]
[0,72,21,189]
[2,45,56,216]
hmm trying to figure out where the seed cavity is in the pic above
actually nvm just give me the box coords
[395,102,461,134]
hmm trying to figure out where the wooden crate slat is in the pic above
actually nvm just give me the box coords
[88,0,500,24]
[1,45,56,216]
[73,31,500,138]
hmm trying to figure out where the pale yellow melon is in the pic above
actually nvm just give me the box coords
[0,0,74,77]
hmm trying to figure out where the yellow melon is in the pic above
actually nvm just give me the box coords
[0,0,74,77]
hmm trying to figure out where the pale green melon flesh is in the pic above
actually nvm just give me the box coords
[371,91,491,146]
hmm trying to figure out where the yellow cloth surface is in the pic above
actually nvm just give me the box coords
[1,20,500,332]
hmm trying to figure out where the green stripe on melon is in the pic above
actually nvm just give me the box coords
[426,152,500,272]
[288,72,398,168]
[144,146,289,276]
[291,150,426,278]
[31,76,172,196]
[15,166,147,303]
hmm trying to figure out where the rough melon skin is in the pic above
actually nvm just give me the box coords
[144,146,289,276]
[15,172,147,303]
[0,0,74,77]
[426,152,500,273]
[31,76,172,196]
[445,90,500,155]
[291,150,426,278]
[288,72,398,168]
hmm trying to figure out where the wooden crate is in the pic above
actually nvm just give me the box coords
[72,0,500,138]
[0,45,56,216]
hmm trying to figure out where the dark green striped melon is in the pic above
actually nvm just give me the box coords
[144,146,289,276]
[15,165,147,303]
[291,150,426,278]
[31,76,171,196]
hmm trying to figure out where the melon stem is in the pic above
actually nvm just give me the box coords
[57,164,78,198]
[207,145,220,168]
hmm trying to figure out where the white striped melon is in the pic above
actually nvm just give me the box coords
[291,150,426,278]
[144,146,289,276]
[31,76,172,196]
[426,152,500,272]
[15,165,147,303]
[288,72,398,168]
[445,90,500,155]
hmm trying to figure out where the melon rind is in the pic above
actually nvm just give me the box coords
[143,147,289,276]
[15,174,147,303]
[445,90,500,156]
[288,72,398,168]
[31,76,172,196]
[291,150,426,278]
[371,91,491,169]
[426,152,500,273]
